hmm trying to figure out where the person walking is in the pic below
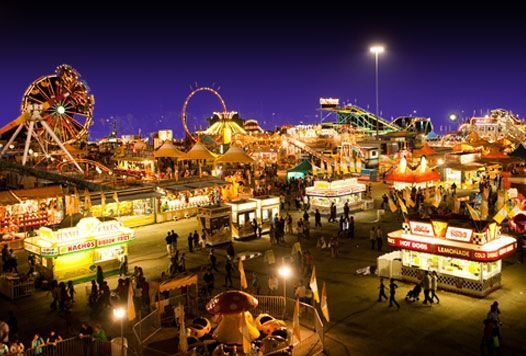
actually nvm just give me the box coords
[314,209,322,228]
[388,278,400,310]
[423,271,433,305]
[187,233,193,253]
[165,232,173,256]
[348,216,355,239]
[430,271,440,304]
[209,249,219,272]
[377,277,388,302]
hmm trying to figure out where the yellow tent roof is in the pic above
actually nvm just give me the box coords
[185,143,217,160]
[153,141,187,159]
[215,146,254,164]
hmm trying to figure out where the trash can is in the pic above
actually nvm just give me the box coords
[111,337,128,356]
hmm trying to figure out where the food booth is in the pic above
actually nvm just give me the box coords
[386,216,517,297]
[0,186,64,233]
[197,205,232,246]
[226,199,258,239]
[24,216,135,282]
[305,178,366,215]
[88,188,157,227]
[250,195,280,234]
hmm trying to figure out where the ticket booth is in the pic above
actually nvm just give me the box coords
[250,195,280,234]
[197,205,232,246]
[226,199,258,239]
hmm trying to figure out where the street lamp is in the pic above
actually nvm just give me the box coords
[113,307,126,356]
[370,45,385,139]
[278,264,292,312]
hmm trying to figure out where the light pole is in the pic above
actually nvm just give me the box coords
[113,307,126,356]
[370,45,385,139]
[278,264,292,314]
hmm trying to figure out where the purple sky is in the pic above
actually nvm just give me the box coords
[1,2,526,139]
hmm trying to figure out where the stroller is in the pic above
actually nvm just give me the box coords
[405,283,422,302]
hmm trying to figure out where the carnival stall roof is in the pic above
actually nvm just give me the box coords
[11,185,63,200]
[385,156,440,185]
[185,143,217,161]
[286,160,312,180]
[158,273,198,292]
[215,146,254,164]
[153,141,187,159]
[0,191,20,205]
[509,144,526,159]
[413,143,438,157]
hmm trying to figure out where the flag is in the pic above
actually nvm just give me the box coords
[83,189,92,212]
[100,191,106,210]
[466,203,481,221]
[403,188,415,208]
[492,206,508,224]
[397,195,408,214]
[387,194,398,213]
[241,312,251,353]
[321,282,330,322]
[293,297,301,341]
[113,191,119,203]
[496,190,506,210]
[238,258,248,290]
[507,205,520,219]
[309,266,320,303]
[127,282,136,321]
[432,189,441,208]
[73,187,81,213]
[480,201,489,220]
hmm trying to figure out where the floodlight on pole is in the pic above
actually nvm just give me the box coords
[113,307,126,356]
[278,265,292,313]
[370,45,385,139]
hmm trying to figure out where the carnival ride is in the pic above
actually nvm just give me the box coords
[458,109,526,145]
[181,87,246,144]
[321,103,400,134]
[0,64,94,172]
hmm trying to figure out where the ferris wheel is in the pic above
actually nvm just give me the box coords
[181,87,227,142]
[21,64,94,145]
[0,64,93,172]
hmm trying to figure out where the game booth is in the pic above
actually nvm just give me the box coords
[385,216,517,297]
[24,216,135,282]
[305,178,366,215]
[197,205,232,246]
[226,199,258,239]
[250,195,280,234]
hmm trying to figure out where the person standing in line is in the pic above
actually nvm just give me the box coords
[370,227,376,250]
[377,278,388,302]
[96,266,104,289]
[376,226,384,252]
[193,230,199,251]
[388,278,400,310]
[349,216,355,239]
[67,281,76,303]
[171,230,178,253]
[165,232,173,256]
[431,271,440,304]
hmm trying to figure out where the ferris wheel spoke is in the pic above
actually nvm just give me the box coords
[36,83,52,102]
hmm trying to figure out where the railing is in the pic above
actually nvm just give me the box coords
[133,295,325,355]
[132,308,161,355]
[24,337,111,356]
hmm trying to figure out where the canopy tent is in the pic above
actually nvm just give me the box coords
[413,143,438,157]
[215,146,254,164]
[158,273,198,292]
[287,160,312,180]
[153,141,187,159]
[185,143,217,161]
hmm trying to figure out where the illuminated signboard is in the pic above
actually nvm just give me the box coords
[24,243,41,255]
[435,245,471,259]
[445,227,473,243]
[54,227,80,242]
[409,221,435,237]
[95,221,121,235]
[41,247,59,257]
[97,234,133,247]
[59,240,96,255]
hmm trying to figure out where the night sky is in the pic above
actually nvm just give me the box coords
[1,2,525,139]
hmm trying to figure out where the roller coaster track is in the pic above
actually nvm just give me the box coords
[323,104,400,133]
[56,159,112,174]
[493,109,526,144]
[0,158,108,191]
[284,136,336,165]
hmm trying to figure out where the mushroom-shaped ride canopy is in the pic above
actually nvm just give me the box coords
[206,290,259,345]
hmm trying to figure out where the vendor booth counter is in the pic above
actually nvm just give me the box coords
[306,178,366,215]
[0,273,33,300]
[250,196,280,234]
[197,205,232,246]
[226,199,257,239]
[386,217,516,297]
[24,216,135,282]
